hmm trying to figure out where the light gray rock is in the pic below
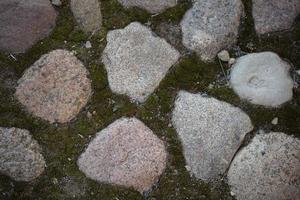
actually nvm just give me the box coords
[172,91,253,181]
[117,0,177,13]
[252,0,300,34]
[228,132,300,200]
[77,117,167,193]
[51,0,62,6]
[0,0,57,53]
[230,52,294,107]
[15,49,92,123]
[0,127,45,181]
[180,0,244,62]
[217,50,231,62]
[71,0,102,33]
[102,22,180,103]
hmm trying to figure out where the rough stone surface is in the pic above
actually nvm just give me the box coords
[102,22,180,103]
[71,0,102,33]
[77,117,167,193]
[0,0,57,53]
[230,52,294,107]
[117,0,177,13]
[180,0,244,61]
[253,0,300,34]
[15,49,92,123]
[0,127,45,181]
[172,91,253,181]
[228,132,300,200]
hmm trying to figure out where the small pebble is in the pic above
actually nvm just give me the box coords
[87,111,92,119]
[51,0,62,6]
[52,177,58,185]
[271,117,278,125]
[228,58,236,66]
[296,70,300,76]
[85,41,92,49]
[230,191,235,196]
[185,165,191,172]
[217,50,230,62]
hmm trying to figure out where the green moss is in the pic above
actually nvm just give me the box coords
[0,0,299,199]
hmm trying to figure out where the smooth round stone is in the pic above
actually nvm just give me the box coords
[15,49,92,123]
[230,52,294,107]
[228,132,300,200]
[0,127,45,182]
[77,117,167,193]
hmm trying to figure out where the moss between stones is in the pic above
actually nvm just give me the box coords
[0,0,299,199]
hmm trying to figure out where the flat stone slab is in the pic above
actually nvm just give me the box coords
[117,0,177,13]
[230,52,294,107]
[180,0,244,61]
[71,0,102,33]
[172,91,253,181]
[0,0,57,53]
[15,49,92,123]
[253,0,300,34]
[77,117,167,193]
[0,127,45,181]
[228,132,300,200]
[102,22,180,103]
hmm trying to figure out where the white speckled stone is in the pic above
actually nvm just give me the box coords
[228,132,300,200]
[172,91,253,181]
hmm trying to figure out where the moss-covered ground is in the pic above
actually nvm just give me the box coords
[0,0,299,199]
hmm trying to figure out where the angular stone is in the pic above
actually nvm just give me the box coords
[77,117,167,193]
[172,91,253,181]
[102,22,180,103]
[15,49,92,123]
[230,52,294,107]
[180,0,244,61]
[117,0,177,13]
[253,0,300,34]
[0,127,45,181]
[228,132,300,200]
[71,0,102,33]
[0,0,57,54]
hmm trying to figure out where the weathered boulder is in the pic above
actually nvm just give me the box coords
[230,52,294,107]
[228,132,300,200]
[102,22,180,103]
[180,0,244,61]
[77,117,167,193]
[70,0,102,33]
[252,0,300,34]
[172,91,253,181]
[15,49,92,123]
[0,0,57,53]
[0,127,45,181]
[117,0,177,13]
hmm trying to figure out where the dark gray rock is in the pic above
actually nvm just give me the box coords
[0,127,45,181]
[0,0,57,53]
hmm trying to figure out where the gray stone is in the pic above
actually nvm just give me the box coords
[15,49,92,123]
[217,50,231,62]
[180,0,244,62]
[230,52,294,107]
[51,0,62,6]
[102,22,180,103]
[117,0,177,13]
[228,132,300,200]
[0,127,45,181]
[0,0,57,53]
[172,91,253,181]
[77,117,167,193]
[253,0,300,34]
[71,0,102,33]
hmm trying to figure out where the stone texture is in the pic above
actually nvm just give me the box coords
[230,52,294,107]
[15,49,92,123]
[253,0,300,34]
[228,132,300,200]
[71,0,102,33]
[172,91,253,181]
[117,0,177,13]
[0,0,57,53]
[0,127,45,181]
[77,117,167,193]
[180,0,244,61]
[102,22,180,103]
